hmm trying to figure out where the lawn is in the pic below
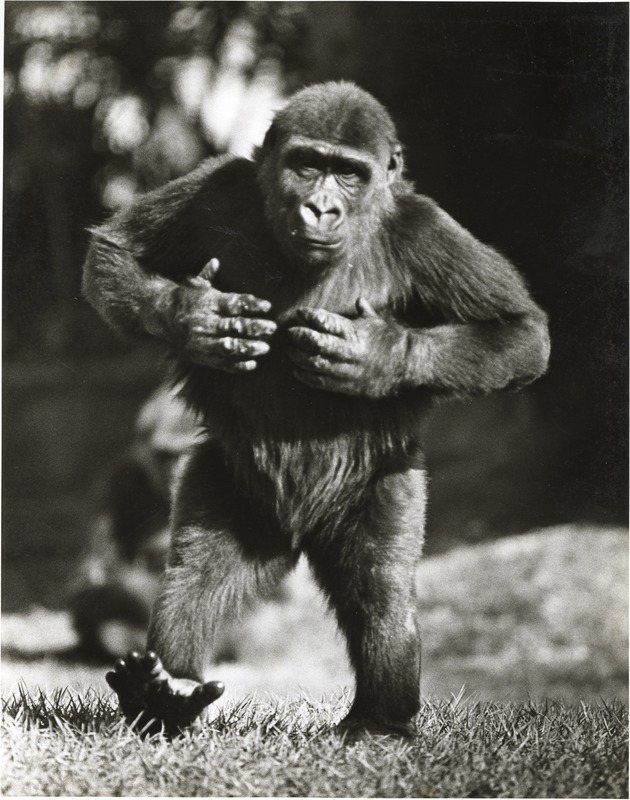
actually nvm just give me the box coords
[2,688,627,797]
[2,524,628,796]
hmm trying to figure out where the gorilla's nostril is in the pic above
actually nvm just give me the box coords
[299,204,320,227]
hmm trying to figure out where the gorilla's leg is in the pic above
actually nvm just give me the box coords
[305,467,426,737]
[106,440,294,736]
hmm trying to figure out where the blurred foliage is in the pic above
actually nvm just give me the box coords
[5,0,307,200]
[3,1,309,357]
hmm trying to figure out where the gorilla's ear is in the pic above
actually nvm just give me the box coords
[387,145,404,184]
[253,122,278,164]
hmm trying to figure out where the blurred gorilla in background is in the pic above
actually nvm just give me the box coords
[69,385,204,660]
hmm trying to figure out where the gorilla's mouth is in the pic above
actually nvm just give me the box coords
[291,232,343,250]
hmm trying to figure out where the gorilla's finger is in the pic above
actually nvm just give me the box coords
[106,671,123,692]
[125,651,146,677]
[142,651,162,677]
[217,316,278,339]
[187,352,259,372]
[219,337,270,358]
[356,297,381,318]
[287,326,352,359]
[113,657,128,674]
[190,680,225,713]
[294,307,353,337]
[218,292,272,317]
[186,336,269,362]
[199,258,220,282]
[224,359,258,372]
[287,347,331,373]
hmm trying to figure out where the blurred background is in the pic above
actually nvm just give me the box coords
[3,2,628,702]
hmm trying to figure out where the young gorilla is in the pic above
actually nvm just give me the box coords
[68,384,204,662]
[85,82,549,737]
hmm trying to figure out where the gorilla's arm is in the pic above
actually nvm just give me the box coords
[400,200,550,396]
[401,312,549,397]
[84,158,228,337]
[288,198,549,399]
[83,158,276,371]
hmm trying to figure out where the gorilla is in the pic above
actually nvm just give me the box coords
[68,384,203,661]
[83,81,550,737]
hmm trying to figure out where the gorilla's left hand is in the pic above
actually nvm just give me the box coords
[287,299,409,398]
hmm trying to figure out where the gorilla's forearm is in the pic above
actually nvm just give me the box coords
[84,235,276,372]
[402,312,550,396]
[83,233,178,340]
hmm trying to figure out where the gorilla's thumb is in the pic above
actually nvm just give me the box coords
[199,258,220,282]
[356,297,380,318]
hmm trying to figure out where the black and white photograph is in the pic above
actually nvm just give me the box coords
[2,2,628,796]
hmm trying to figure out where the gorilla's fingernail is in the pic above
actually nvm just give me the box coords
[143,652,160,672]
[200,681,224,701]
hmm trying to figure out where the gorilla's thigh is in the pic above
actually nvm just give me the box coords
[149,440,294,678]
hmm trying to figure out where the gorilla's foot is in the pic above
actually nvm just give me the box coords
[105,650,224,738]
[335,714,417,740]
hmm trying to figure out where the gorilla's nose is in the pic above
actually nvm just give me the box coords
[299,192,344,230]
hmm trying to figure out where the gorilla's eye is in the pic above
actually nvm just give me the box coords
[299,157,320,172]
[286,149,322,175]
[337,161,356,176]
[334,158,368,182]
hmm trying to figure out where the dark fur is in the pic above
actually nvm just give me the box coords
[84,82,549,734]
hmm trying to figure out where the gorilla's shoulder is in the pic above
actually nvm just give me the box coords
[121,156,260,217]
[193,155,258,190]
[390,189,443,241]
[198,153,256,181]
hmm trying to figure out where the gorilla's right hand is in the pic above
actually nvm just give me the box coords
[152,258,277,372]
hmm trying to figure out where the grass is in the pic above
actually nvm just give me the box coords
[2,686,628,797]
[2,525,628,796]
